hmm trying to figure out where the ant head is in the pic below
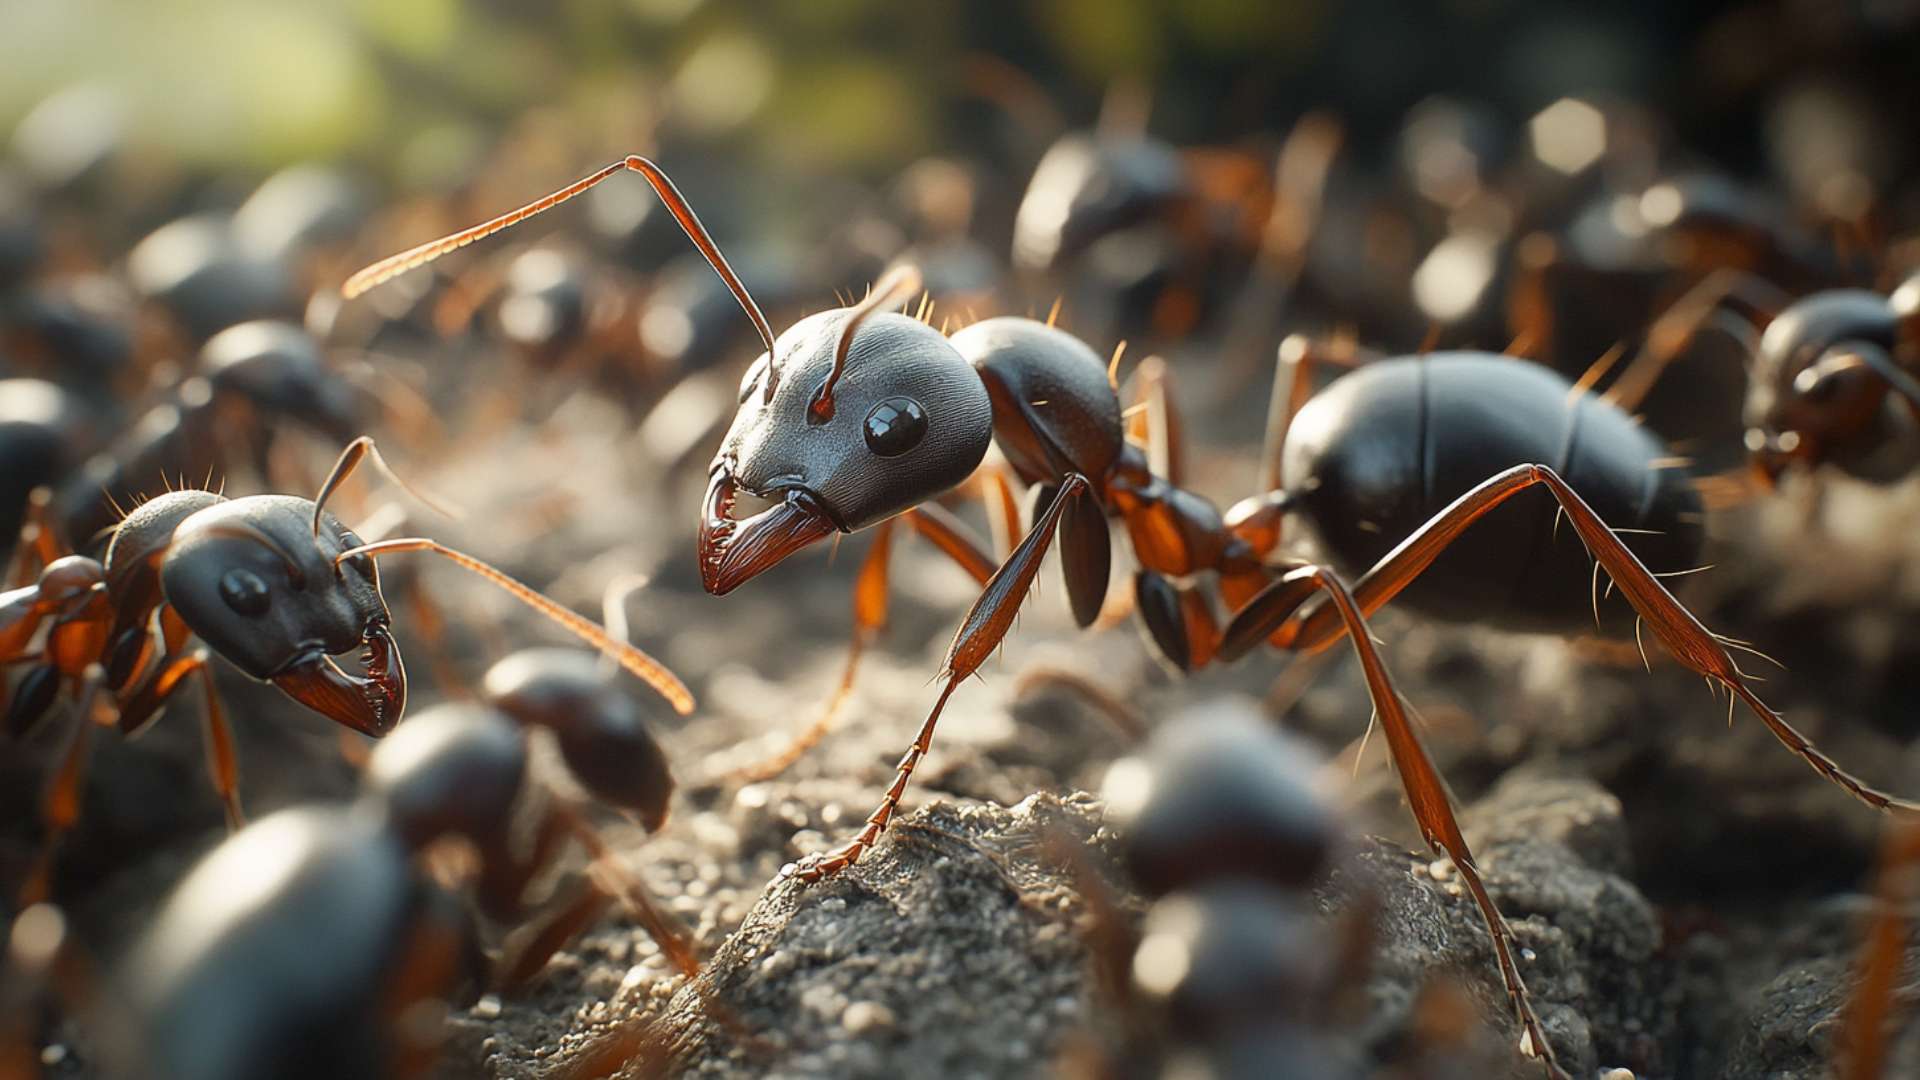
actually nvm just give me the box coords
[159,494,404,736]
[701,303,992,595]
[1747,290,1908,483]
[483,648,675,832]
[1012,131,1186,274]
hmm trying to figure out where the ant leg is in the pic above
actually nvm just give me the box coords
[1231,566,1568,1079]
[1225,334,1366,559]
[787,474,1095,883]
[1126,354,1186,486]
[978,460,1023,560]
[1243,463,1920,813]
[901,503,998,584]
[491,875,618,992]
[1605,268,1786,412]
[18,670,105,907]
[115,649,245,829]
[727,519,897,785]
[397,571,472,704]
[728,506,997,784]
[1010,665,1149,742]
[555,804,698,978]
[1838,818,1920,1080]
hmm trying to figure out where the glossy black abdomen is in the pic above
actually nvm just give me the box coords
[1281,353,1704,630]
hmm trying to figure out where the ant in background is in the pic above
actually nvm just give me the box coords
[104,579,695,1080]
[4,435,692,907]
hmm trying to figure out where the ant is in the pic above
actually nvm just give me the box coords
[3,435,693,907]
[1091,704,1372,1077]
[52,319,371,544]
[1600,267,1920,488]
[343,156,1920,1079]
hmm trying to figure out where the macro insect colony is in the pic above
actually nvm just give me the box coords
[333,154,1920,1079]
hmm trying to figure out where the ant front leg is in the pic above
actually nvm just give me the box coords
[1253,463,1920,814]
[786,474,1095,883]
[728,505,998,784]
[115,648,245,830]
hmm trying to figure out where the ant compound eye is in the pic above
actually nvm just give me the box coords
[863,397,928,457]
[219,568,272,616]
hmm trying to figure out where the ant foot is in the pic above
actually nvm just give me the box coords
[781,841,866,883]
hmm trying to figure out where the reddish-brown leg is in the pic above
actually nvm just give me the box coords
[786,474,1094,882]
[1839,819,1920,1080]
[6,488,61,589]
[724,505,1000,785]
[1127,355,1186,487]
[1259,463,1919,813]
[978,460,1024,561]
[555,805,699,978]
[115,649,246,829]
[491,876,618,992]
[726,519,897,784]
[1605,268,1785,412]
[1221,565,1568,1079]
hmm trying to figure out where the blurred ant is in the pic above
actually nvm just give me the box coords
[1602,267,1920,489]
[3,435,693,907]
[51,319,376,544]
[113,681,688,1080]
[1088,704,1370,1078]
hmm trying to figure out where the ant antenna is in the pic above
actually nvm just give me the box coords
[311,437,460,538]
[341,156,776,384]
[599,572,652,680]
[332,538,695,716]
[808,264,924,424]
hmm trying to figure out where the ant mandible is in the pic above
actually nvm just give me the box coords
[3,434,693,907]
[343,156,1920,1079]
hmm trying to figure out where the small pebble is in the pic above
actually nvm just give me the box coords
[842,1000,896,1034]
[40,1045,67,1067]
[1601,1070,1635,1080]
[761,949,796,977]
[472,994,503,1020]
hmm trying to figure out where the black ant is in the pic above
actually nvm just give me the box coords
[1602,267,1920,488]
[3,435,693,907]
[110,580,695,1080]
[343,155,1920,1078]
[1092,704,1372,1077]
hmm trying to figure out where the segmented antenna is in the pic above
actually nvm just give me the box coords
[341,156,776,370]
[311,436,460,538]
[807,264,924,424]
[333,538,696,715]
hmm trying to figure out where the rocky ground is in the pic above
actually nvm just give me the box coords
[9,375,1920,1079]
